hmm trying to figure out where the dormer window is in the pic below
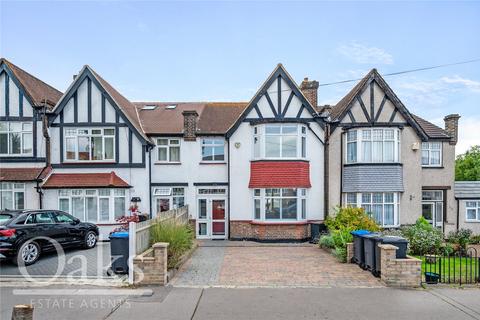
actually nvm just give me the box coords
[253,124,307,160]
[345,128,400,164]
[64,128,115,162]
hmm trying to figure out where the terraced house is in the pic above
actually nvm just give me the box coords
[0,58,462,240]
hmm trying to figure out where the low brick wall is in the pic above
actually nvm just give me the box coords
[346,242,354,263]
[379,244,421,288]
[230,221,310,241]
[133,242,169,285]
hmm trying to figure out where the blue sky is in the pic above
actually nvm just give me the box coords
[1,1,479,154]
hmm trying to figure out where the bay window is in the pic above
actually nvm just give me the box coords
[157,138,180,162]
[466,201,480,222]
[64,128,115,161]
[345,128,400,164]
[253,124,307,159]
[421,142,442,166]
[253,188,307,221]
[0,122,33,156]
[58,188,126,222]
[344,192,399,227]
[0,182,25,210]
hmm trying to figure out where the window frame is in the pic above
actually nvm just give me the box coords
[64,128,116,162]
[345,128,401,164]
[156,138,181,163]
[201,138,225,162]
[0,121,33,156]
[253,188,307,221]
[154,187,186,214]
[343,192,399,227]
[465,201,480,222]
[421,142,443,167]
[0,182,25,210]
[253,124,307,160]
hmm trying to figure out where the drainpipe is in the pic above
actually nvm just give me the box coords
[227,138,231,239]
[456,198,460,231]
[148,145,153,219]
[324,123,330,219]
[340,130,344,207]
[35,104,51,209]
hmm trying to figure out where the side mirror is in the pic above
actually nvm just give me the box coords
[71,218,80,225]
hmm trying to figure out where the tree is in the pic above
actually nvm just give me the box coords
[455,145,480,181]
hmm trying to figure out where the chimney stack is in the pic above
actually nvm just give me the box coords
[300,77,319,108]
[182,110,199,141]
[444,114,460,145]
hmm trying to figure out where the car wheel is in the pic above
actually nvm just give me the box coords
[14,241,41,266]
[83,231,97,249]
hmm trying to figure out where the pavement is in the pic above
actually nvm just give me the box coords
[1,285,480,320]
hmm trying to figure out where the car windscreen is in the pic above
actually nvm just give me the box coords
[0,213,14,225]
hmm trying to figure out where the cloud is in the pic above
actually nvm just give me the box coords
[440,75,480,93]
[336,42,394,65]
[456,116,480,155]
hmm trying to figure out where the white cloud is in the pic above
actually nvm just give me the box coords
[456,116,480,155]
[337,42,394,65]
[440,75,480,93]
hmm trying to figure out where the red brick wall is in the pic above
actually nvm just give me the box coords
[230,221,311,241]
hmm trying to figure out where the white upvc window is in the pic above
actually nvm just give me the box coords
[0,182,25,210]
[466,201,480,222]
[156,138,180,162]
[421,142,442,167]
[345,128,400,164]
[64,128,115,162]
[0,122,33,156]
[253,188,307,221]
[253,124,307,159]
[153,187,185,214]
[58,188,126,222]
[344,192,399,227]
[201,138,225,162]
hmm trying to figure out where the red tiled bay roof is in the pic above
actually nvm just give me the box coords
[42,172,131,189]
[0,167,51,182]
[249,161,311,188]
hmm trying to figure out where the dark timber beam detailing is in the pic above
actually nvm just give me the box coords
[5,72,9,116]
[101,94,106,122]
[347,110,356,123]
[128,129,133,164]
[389,109,398,123]
[264,91,278,118]
[370,82,374,122]
[73,92,78,123]
[59,125,64,163]
[282,91,295,118]
[19,91,23,117]
[253,104,263,119]
[115,112,120,163]
[33,110,37,157]
[277,75,282,115]
[374,95,388,123]
[357,96,371,122]
[295,104,305,119]
[87,78,92,122]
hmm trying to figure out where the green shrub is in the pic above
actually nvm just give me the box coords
[470,234,480,244]
[150,221,194,269]
[319,235,335,249]
[325,207,380,233]
[332,247,347,263]
[402,217,443,255]
[447,229,473,253]
[441,243,455,256]
[331,229,353,248]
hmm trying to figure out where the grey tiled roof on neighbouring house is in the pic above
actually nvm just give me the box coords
[455,181,480,199]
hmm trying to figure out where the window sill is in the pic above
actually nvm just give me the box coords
[250,220,308,225]
[199,161,227,165]
[422,166,444,169]
[62,161,117,164]
[465,220,480,223]
[344,162,402,166]
[155,162,182,165]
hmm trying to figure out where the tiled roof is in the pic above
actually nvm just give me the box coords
[455,181,480,199]
[411,114,450,139]
[0,167,51,182]
[248,161,311,188]
[1,58,62,109]
[133,102,248,135]
[42,172,131,189]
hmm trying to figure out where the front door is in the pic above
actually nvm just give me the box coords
[197,198,227,239]
[422,202,443,228]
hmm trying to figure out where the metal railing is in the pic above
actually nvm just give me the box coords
[422,247,479,285]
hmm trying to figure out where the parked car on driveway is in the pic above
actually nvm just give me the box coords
[0,210,99,266]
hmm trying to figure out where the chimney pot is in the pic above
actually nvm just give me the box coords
[182,110,199,141]
[444,114,460,145]
[300,77,319,108]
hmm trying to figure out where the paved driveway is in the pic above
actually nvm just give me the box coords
[171,241,383,288]
[0,242,112,279]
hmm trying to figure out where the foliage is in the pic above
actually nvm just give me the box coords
[381,228,404,237]
[455,145,480,181]
[447,229,473,253]
[110,214,140,233]
[441,243,455,256]
[470,234,480,244]
[319,235,335,249]
[325,207,380,233]
[331,229,353,248]
[332,247,347,263]
[402,217,443,255]
[150,221,194,269]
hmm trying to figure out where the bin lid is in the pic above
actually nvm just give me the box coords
[362,233,381,239]
[380,235,408,243]
[110,231,129,239]
[350,230,371,236]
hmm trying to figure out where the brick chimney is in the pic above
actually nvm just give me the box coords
[300,77,319,108]
[182,110,198,141]
[444,114,460,145]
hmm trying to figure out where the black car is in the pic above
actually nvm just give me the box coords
[0,210,99,266]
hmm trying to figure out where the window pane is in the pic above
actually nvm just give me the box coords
[104,137,114,160]
[372,193,383,203]
[86,197,98,222]
[282,198,297,219]
[282,125,297,134]
[266,188,280,196]
[347,193,357,205]
[362,193,371,203]
[114,197,125,219]
[265,125,281,134]
[372,205,383,225]
[22,133,32,154]
[9,132,21,154]
[99,198,109,221]
[1,191,13,210]
[254,136,260,158]
[199,199,207,219]
[65,137,76,160]
[301,199,306,219]
[282,189,297,197]
[91,136,103,160]
[384,141,394,162]
[213,146,224,161]
[0,122,7,131]
[104,129,115,136]
[254,199,261,219]
[362,141,371,162]
[157,139,168,145]
[170,146,180,162]
[435,202,443,223]
[172,188,184,195]
[265,136,281,157]
[59,198,70,213]
[14,192,24,210]
[384,129,394,140]
[431,151,440,165]
[202,146,213,161]
[384,204,394,225]
[347,142,357,163]
[467,209,476,220]
[98,189,110,196]
[421,150,429,165]
[362,130,371,140]
[431,142,441,150]
[384,193,394,203]
[113,189,125,196]
[78,136,90,160]
[265,198,281,219]
[362,204,372,214]
[158,147,167,161]
[301,136,306,158]
[282,136,297,157]
[72,197,85,220]
[173,196,184,208]
[372,141,383,162]
[0,133,7,154]
[254,189,261,197]
[347,130,357,142]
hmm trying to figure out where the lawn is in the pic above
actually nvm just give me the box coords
[416,255,480,284]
